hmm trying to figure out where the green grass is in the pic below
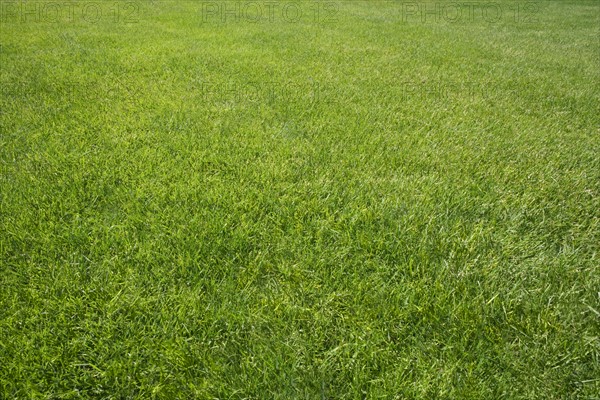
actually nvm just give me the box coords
[1,1,599,398]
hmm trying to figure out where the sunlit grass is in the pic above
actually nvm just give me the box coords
[1,1,599,398]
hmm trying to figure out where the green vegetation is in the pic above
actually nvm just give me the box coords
[1,1,599,398]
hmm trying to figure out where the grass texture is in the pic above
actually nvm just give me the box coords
[1,1,599,398]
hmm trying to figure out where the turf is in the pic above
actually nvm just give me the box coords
[1,1,599,398]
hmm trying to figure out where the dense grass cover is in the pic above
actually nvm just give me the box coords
[1,1,599,398]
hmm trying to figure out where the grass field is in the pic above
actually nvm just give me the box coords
[1,1,599,398]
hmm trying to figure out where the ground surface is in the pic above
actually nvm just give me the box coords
[1,1,599,398]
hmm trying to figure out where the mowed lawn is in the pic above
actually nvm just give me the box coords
[1,1,599,398]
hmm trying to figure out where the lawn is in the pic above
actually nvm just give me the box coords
[1,1,599,398]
